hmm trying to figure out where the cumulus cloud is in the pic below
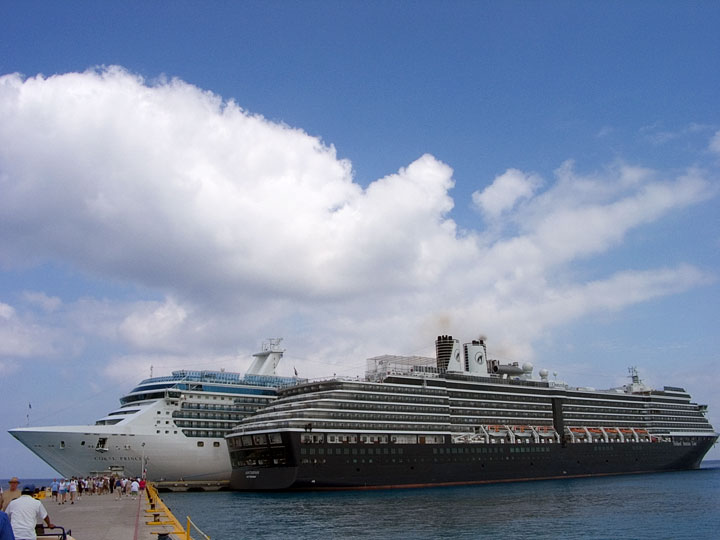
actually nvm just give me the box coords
[0,67,716,378]
[0,68,464,302]
[472,168,541,219]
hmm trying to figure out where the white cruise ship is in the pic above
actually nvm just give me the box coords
[10,339,299,489]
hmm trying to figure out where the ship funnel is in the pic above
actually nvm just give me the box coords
[435,335,463,372]
[464,339,487,374]
[435,335,453,372]
[246,338,285,376]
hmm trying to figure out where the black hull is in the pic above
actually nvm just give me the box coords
[230,433,717,491]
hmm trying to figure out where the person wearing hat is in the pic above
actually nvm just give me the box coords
[5,485,54,540]
[0,479,21,512]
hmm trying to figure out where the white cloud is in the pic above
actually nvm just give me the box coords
[118,297,189,351]
[0,67,715,377]
[710,130,720,154]
[0,299,66,358]
[0,301,15,319]
[528,166,710,264]
[23,291,62,313]
[640,122,716,146]
[472,168,541,219]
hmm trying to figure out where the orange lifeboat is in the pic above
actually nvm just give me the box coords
[536,426,555,438]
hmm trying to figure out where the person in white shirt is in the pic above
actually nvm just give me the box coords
[130,479,140,500]
[67,480,77,505]
[5,485,54,540]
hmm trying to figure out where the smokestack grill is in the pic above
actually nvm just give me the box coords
[435,335,454,372]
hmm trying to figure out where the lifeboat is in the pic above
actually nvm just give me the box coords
[535,426,556,438]
[636,429,648,434]
[587,427,602,433]
[620,428,634,434]
[486,425,506,433]
[604,427,618,434]
[512,425,532,437]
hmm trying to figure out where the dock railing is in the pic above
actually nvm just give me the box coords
[146,483,210,539]
[186,517,210,540]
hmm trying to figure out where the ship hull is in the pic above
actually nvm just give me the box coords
[230,432,717,490]
[10,425,231,482]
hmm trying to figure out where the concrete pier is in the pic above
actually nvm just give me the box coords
[36,490,183,540]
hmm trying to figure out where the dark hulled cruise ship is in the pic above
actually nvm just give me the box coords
[227,335,717,490]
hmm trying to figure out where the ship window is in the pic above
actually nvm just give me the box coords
[269,433,282,445]
[198,441,204,447]
[254,434,268,445]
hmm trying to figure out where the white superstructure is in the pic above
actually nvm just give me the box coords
[10,339,299,487]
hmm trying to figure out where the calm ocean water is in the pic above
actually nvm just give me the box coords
[7,462,718,539]
[158,461,720,540]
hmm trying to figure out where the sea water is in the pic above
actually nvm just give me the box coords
[160,462,720,539]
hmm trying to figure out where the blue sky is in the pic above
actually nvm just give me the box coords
[1,1,719,477]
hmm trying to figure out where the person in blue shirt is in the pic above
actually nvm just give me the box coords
[50,480,59,504]
[0,510,15,540]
